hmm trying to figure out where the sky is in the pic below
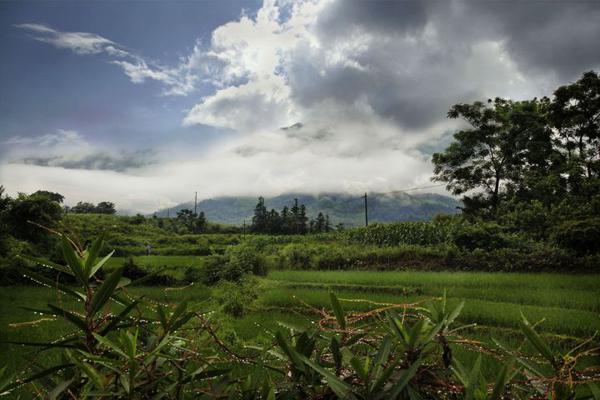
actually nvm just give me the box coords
[1,0,599,213]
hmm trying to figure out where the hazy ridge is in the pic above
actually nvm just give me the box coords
[153,192,460,226]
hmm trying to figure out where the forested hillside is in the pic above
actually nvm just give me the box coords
[154,191,460,225]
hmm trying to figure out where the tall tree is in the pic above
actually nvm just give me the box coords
[96,201,116,214]
[251,197,268,233]
[290,199,300,233]
[432,98,547,212]
[267,209,281,234]
[314,212,326,232]
[71,202,97,214]
[298,205,308,234]
[281,206,291,234]
[550,71,600,186]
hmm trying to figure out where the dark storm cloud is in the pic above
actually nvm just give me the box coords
[315,0,428,37]
[466,1,600,80]
[285,0,600,133]
[21,149,156,172]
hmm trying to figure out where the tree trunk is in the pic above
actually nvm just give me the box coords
[492,172,501,211]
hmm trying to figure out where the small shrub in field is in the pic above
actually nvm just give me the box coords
[214,277,258,317]
[279,243,319,269]
[202,254,227,285]
[222,244,267,280]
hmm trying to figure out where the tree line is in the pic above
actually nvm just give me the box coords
[251,196,332,234]
[66,201,116,214]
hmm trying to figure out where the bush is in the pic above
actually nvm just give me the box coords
[552,218,600,255]
[224,244,267,278]
[278,243,319,269]
[202,254,227,285]
[119,257,176,285]
[213,277,258,317]
[451,222,510,251]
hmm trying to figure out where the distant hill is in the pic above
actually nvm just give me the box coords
[153,192,460,227]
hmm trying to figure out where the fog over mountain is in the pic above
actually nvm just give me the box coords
[154,191,460,226]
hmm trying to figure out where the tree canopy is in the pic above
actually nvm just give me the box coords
[433,70,600,216]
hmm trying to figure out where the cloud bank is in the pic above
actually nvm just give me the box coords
[4,0,600,213]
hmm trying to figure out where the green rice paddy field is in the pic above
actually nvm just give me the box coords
[2,268,599,379]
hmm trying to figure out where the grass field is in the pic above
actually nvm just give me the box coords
[2,268,599,385]
[262,271,600,337]
[106,255,207,269]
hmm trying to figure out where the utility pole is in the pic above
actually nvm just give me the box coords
[243,219,246,235]
[167,208,170,218]
[194,191,197,215]
[364,192,368,227]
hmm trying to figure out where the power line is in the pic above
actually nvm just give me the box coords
[376,183,447,196]
[364,192,368,226]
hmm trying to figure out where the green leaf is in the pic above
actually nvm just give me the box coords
[421,320,444,345]
[588,383,600,400]
[275,331,305,372]
[519,312,557,368]
[299,354,357,400]
[122,330,138,359]
[169,301,188,326]
[371,359,399,394]
[277,320,307,333]
[295,331,316,357]
[20,268,85,301]
[407,319,425,349]
[90,268,123,316]
[100,299,140,335]
[464,355,482,400]
[84,234,104,277]
[490,357,514,400]
[18,255,72,276]
[372,335,392,382]
[93,333,128,358]
[330,337,342,372]
[47,304,87,331]
[47,378,75,400]
[0,366,14,395]
[1,363,74,392]
[329,292,346,330]
[387,313,409,344]
[89,251,115,279]
[2,339,81,350]
[350,357,368,381]
[157,305,168,329]
[169,312,195,333]
[447,300,464,326]
[61,236,87,285]
[67,352,106,389]
[451,358,469,387]
[387,359,421,399]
